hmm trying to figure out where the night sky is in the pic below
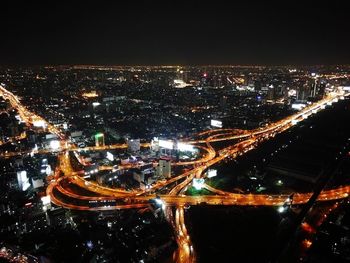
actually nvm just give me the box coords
[1,1,349,65]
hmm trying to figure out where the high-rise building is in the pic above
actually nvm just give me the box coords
[156,158,171,178]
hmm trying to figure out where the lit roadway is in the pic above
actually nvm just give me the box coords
[1,84,349,263]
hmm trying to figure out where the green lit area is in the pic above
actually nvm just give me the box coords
[185,186,211,196]
[95,133,104,138]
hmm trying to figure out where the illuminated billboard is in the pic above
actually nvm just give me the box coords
[211,119,222,128]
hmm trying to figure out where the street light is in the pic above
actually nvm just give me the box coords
[277,206,286,213]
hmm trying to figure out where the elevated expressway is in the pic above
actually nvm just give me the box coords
[43,91,350,211]
[1,84,349,209]
[1,84,349,263]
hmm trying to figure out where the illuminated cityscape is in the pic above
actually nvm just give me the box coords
[1,2,350,263]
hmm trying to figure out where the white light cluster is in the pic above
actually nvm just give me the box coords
[50,140,60,150]
[17,171,30,191]
[106,151,114,161]
[33,120,46,128]
[291,103,306,110]
[178,142,195,152]
[211,119,222,128]
[41,196,51,206]
[192,178,205,190]
[158,140,174,149]
[207,169,217,178]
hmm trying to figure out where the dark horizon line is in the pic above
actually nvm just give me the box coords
[1,63,350,68]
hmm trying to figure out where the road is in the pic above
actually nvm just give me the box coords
[2,84,350,263]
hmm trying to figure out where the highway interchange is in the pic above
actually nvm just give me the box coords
[1,84,350,262]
